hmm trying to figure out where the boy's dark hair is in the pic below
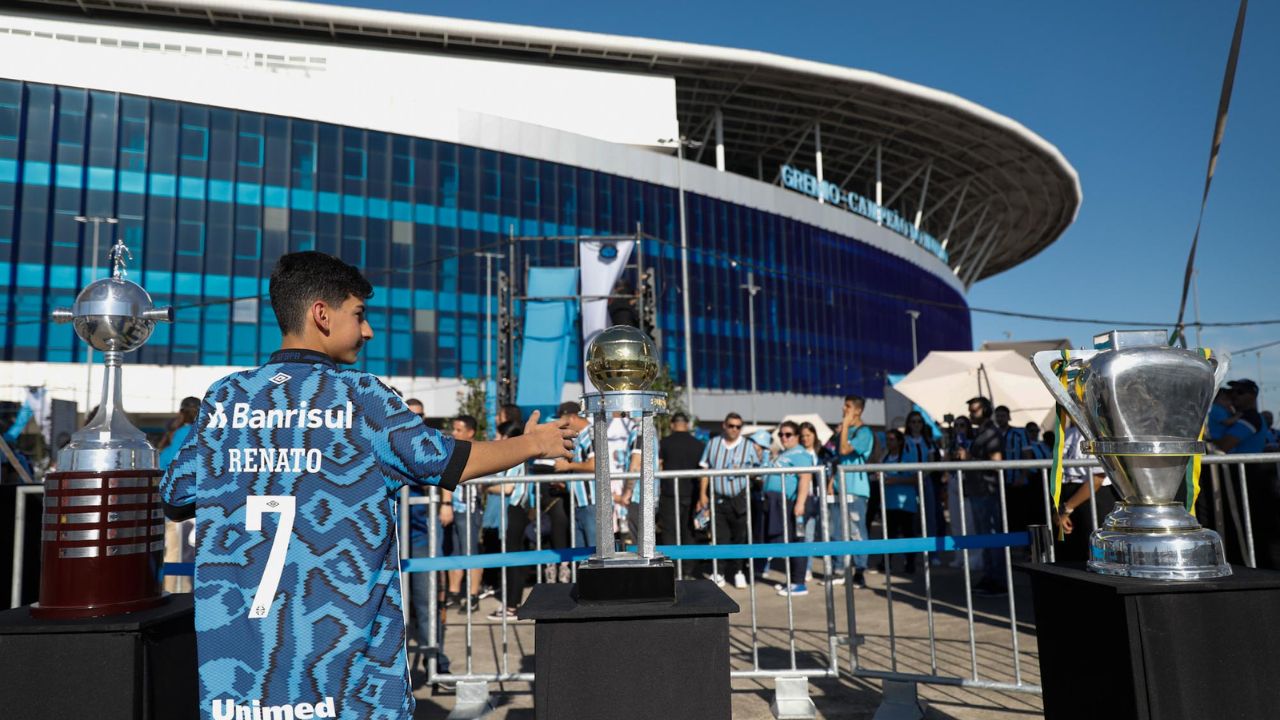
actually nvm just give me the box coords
[671,412,689,424]
[844,395,866,410]
[778,420,800,434]
[269,251,373,335]
[724,412,743,423]
[453,415,478,433]
[557,401,581,418]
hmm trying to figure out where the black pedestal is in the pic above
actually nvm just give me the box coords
[0,593,197,720]
[519,579,738,720]
[575,562,677,603]
[1022,563,1280,720]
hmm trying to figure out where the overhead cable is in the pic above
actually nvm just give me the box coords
[1172,0,1248,343]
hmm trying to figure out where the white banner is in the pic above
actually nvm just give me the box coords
[579,239,635,394]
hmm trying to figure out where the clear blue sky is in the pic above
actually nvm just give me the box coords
[334,0,1278,409]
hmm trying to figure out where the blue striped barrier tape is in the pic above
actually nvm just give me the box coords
[161,533,1029,577]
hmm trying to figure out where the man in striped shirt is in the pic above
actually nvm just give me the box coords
[697,413,764,588]
[553,401,598,552]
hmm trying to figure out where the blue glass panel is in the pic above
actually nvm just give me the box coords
[24,161,50,186]
[290,189,314,211]
[208,179,233,203]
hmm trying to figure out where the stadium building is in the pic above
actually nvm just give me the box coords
[0,0,1079,424]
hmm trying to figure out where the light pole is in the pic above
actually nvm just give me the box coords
[906,309,921,366]
[658,136,702,420]
[75,215,118,416]
[741,271,760,424]
[478,251,504,438]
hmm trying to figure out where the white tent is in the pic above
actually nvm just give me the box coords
[893,350,1056,429]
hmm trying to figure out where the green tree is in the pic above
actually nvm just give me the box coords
[456,377,488,438]
[650,366,688,437]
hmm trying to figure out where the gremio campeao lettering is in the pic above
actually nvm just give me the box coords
[211,696,336,720]
[778,163,950,263]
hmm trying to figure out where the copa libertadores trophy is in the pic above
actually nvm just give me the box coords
[1032,329,1231,580]
[35,238,174,618]
[577,325,675,601]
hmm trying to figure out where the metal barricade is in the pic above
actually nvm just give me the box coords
[404,453,1280,718]
[405,465,843,690]
[13,450,1275,716]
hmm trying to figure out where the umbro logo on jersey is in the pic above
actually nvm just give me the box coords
[269,372,292,385]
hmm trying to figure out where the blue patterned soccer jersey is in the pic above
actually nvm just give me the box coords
[160,349,471,720]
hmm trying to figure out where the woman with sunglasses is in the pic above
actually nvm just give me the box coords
[765,421,815,595]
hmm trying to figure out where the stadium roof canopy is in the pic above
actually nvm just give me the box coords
[15,0,1082,284]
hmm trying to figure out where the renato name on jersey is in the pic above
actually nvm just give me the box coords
[209,401,355,430]
[226,447,323,473]
[211,696,336,720]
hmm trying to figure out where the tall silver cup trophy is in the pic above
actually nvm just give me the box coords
[1032,329,1231,580]
[576,325,675,601]
[35,239,174,617]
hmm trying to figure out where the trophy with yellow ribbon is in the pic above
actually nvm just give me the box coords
[1032,330,1231,580]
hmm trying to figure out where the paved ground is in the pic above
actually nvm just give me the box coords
[411,557,1045,719]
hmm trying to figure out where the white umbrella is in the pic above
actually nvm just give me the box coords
[893,350,1056,429]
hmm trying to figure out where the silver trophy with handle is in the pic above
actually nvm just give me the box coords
[1032,329,1231,580]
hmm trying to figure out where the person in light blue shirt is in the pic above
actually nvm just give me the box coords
[764,421,814,595]
[877,430,920,575]
[830,395,875,587]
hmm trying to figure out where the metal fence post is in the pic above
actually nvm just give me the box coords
[871,679,925,720]
[446,679,494,720]
[771,675,817,719]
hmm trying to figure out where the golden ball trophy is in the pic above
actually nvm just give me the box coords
[576,325,674,601]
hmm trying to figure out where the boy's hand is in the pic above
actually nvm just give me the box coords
[526,410,575,460]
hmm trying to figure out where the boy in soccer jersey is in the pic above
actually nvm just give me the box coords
[160,251,574,720]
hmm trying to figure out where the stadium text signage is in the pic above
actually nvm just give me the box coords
[780,165,949,263]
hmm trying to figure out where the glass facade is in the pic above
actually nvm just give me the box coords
[0,79,970,398]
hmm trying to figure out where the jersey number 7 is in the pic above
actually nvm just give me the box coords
[245,495,296,619]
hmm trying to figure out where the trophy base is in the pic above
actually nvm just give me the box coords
[575,557,676,603]
[1089,526,1232,581]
